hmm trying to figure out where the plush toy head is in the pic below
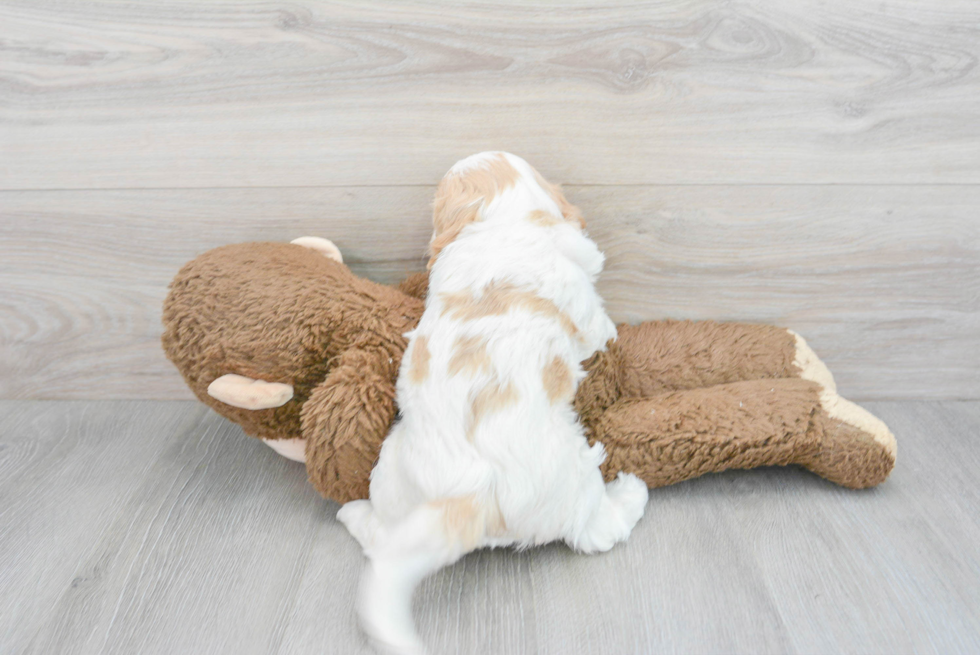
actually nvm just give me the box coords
[163,241,423,445]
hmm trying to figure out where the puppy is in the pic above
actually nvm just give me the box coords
[338,152,648,653]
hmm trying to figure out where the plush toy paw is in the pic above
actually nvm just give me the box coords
[804,389,897,488]
[207,373,294,410]
[790,330,837,393]
[262,437,307,463]
[820,392,896,460]
[290,236,343,263]
[787,330,896,486]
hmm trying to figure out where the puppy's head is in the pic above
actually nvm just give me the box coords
[428,152,585,269]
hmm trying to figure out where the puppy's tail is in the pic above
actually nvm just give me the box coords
[358,496,493,655]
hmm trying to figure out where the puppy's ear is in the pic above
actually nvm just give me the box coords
[429,173,482,270]
[428,153,521,269]
[533,171,586,230]
[553,185,587,230]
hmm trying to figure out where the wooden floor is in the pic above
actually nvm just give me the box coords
[2,399,978,654]
[2,3,978,654]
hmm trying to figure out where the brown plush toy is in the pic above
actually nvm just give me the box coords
[162,238,895,504]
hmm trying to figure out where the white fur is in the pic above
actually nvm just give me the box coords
[337,152,648,654]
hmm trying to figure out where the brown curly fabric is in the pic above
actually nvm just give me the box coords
[577,321,800,434]
[163,243,895,503]
[302,347,401,502]
[593,378,823,486]
[802,409,895,488]
[396,271,430,301]
[162,242,423,498]
[615,320,799,397]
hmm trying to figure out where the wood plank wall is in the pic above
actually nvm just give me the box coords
[2,0,978,400]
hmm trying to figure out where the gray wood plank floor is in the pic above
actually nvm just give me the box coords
[2,400,978,654]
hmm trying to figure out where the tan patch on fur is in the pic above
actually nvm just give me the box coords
[532,169,586,229]
[448,335,492,378]
[434,496,483,549]
[542,356,574,404]
[527,209,562,227]
[429,153,521,269]
[433,495,507,546]
[408,335,430,384]
[441,281,578,338]
[467,380,519,441]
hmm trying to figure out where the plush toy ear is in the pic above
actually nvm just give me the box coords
[531,169,586,230]
[290,236,343,263]
[207,373,293,409]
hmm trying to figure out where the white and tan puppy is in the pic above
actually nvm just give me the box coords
[338,152,648,653]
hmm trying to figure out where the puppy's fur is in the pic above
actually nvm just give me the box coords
[338,152,648,653]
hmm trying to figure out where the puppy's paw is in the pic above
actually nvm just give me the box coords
[574,473,649,554]
[606,472,649,531]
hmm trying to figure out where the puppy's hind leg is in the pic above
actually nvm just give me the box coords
[337,500,387,551]
[571,472,649,554]
[358,497,489,655]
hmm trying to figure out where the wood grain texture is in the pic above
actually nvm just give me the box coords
[1,400,978,654]
[2,3,977,653]
[3,185,977,400]
[0,401,333,655]
[2,0,979,188]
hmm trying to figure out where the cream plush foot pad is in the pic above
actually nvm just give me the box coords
[820,392,898,462]
[789,330,896,461]
[207,374,294,410]
[790,330,837,393]
[263,437,307,463]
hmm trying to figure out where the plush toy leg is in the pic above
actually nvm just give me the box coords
[592,377,895,489]
[615,320,807,396]
[578,320,804,429]
[207,373,294,410]
[290,236,343,263]
[579,321,836,428]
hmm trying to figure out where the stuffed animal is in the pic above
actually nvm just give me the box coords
[162,238,895,504]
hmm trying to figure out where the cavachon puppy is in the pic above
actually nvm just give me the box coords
[337,152,649,653]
